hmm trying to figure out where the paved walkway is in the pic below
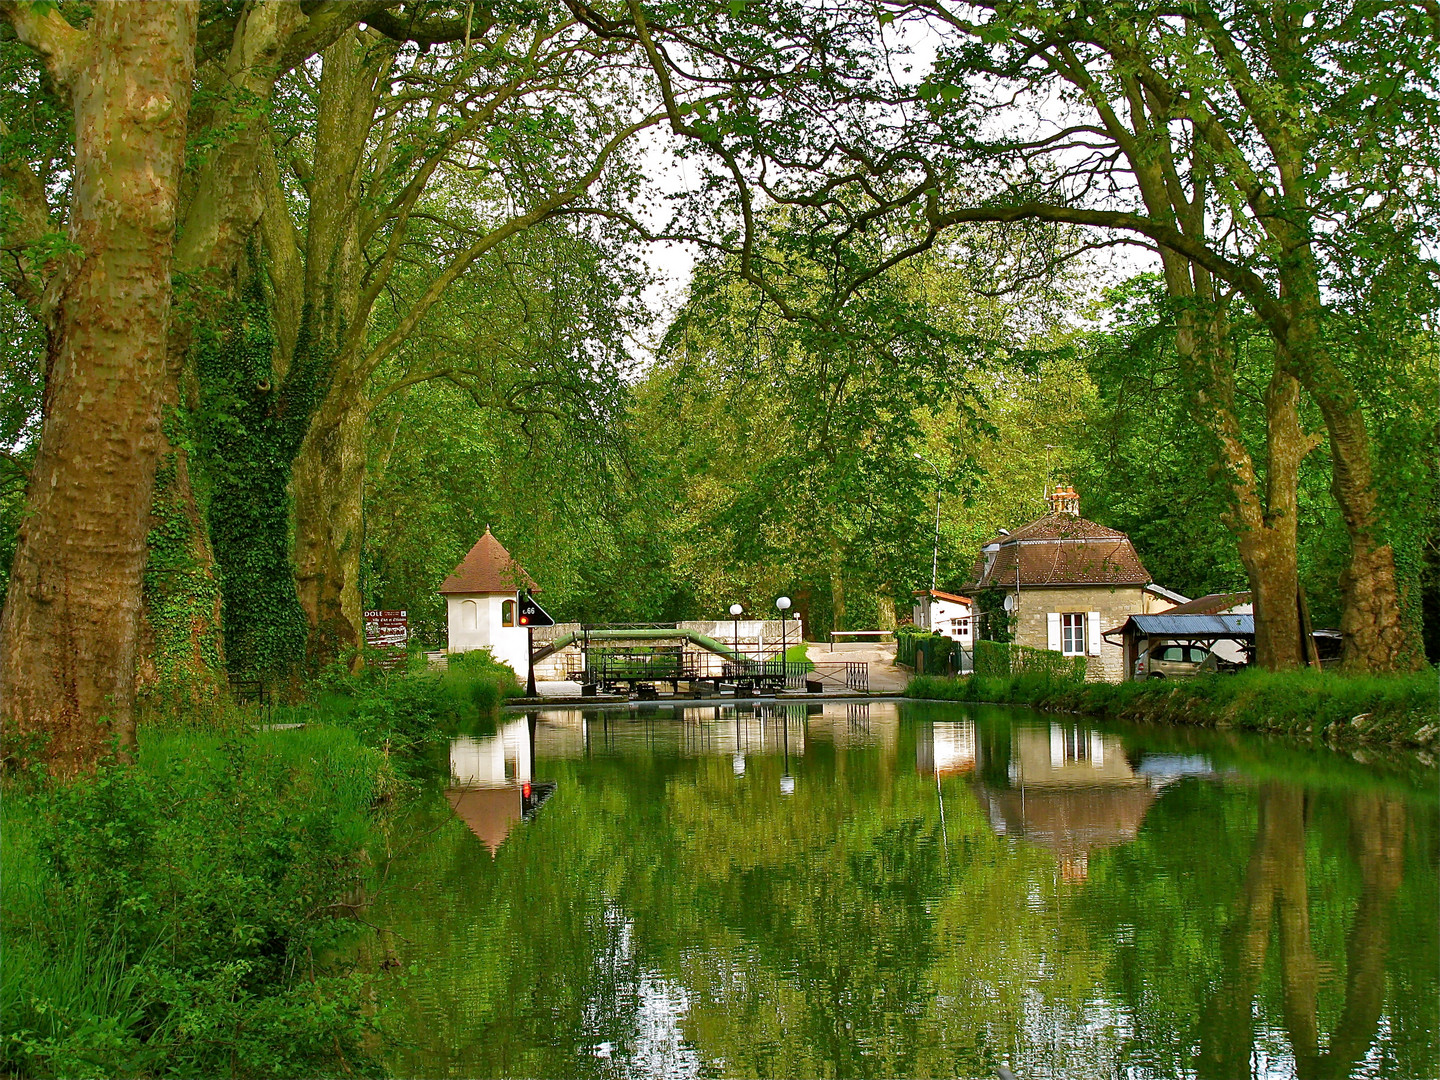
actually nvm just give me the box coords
[813,643,908,694]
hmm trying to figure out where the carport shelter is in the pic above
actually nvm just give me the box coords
[1103,614,1255,680]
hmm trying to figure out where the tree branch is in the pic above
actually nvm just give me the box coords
[0,0,84,88]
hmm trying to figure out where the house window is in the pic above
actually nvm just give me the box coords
[1061,612,1086,655]
[501,599,515,627]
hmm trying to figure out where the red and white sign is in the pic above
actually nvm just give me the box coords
[364,610,408,649]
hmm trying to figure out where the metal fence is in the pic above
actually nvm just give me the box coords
[561,643,869,695]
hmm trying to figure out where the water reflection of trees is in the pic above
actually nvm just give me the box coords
[368,712,1436,1079]
[1197,785,1407,1080]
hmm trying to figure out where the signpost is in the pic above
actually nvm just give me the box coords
[363,610,407,647]
[517,593,554,696]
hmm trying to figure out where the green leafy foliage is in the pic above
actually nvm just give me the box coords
[1,727,386,1077]
[0,289,44,603]
[192,266,319,680]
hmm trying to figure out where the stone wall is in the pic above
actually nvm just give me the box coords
[1011,585,1150,682]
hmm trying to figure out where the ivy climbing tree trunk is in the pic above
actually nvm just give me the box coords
[195,269,316,680]
[0,1,197,772]
[139,0,314,697]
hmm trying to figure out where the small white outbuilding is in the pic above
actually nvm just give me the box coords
[912,588,975,644]
[439,527,539,680]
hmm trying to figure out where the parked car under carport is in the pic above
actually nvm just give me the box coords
[1104,613,1256,681]
[1136,642,1220,679]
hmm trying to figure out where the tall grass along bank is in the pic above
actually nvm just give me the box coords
[2,650,520,1078]
[906,668,1439,753]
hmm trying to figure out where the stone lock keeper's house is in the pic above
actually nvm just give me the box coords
[966,487,1183,681]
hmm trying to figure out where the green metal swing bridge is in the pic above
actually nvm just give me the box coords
[529,624,868,698]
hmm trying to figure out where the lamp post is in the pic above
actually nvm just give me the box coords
[776,596,791,687]
[914,453,941,595]
[729,603,743,660]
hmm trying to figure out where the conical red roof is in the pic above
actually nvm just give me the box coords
[438,528,538,595]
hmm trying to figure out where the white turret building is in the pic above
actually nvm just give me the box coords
[439,528,538,679]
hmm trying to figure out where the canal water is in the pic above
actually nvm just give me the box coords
[366,702,1438,1079]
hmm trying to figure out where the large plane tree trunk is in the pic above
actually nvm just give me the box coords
[1236,365,1311,671]
[1163,258,1309,670]
[1280,282,1423,672]
[138,0,311,700]
[292,381,369,666]
[0,1,197,773]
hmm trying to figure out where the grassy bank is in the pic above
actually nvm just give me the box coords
[1,652,519,1078]
[906,668,1439,752]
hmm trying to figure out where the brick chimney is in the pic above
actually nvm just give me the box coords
[1048,486,1080,516]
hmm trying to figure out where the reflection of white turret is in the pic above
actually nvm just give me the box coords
[446,718,539,857]
[449,717,533,786]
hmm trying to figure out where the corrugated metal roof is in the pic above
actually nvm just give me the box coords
[1127,614,1253,637]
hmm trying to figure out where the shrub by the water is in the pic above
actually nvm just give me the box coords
[907,667,1439,749]
[278,649,521,757]
[1,652,521,1078]
[2,727,386,1078]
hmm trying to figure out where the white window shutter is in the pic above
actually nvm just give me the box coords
[1047,612,1062,652]
[1088,611,1102,655]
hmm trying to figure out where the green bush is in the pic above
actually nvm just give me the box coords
[898,629,967,674]
[280,650,520,755]
[442,649,522,711]
[972,639,1086,681]
[2,727,386,1078]
[906,667,1439,748]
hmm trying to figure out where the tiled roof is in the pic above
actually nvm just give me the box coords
[1004,513,1130,543]
[914,588,973,605]
[967,514,1150,588]
[1162,591,1251,615]
[438,529,538,596]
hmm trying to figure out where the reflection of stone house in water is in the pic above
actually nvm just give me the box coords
[914,721,978,778]
[973,724,1157,881]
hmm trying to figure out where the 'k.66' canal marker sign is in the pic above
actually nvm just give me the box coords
[517,592,554,627]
